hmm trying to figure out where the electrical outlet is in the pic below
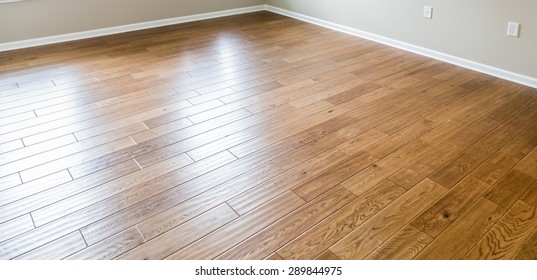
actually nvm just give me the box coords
[423,6,433,19]
[507,21,520,38]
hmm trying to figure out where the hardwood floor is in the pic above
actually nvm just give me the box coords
[0,11,536,260]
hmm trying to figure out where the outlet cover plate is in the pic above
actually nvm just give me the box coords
[423,6,433,19]
[507,21,520,37]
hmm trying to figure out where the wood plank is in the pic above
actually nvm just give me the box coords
[330,179,446,259]
[0,134,77,166]
[0,159,140,225]
[277,180,405,260]
[0,170,72,207]
[341,119,463,197]
[118,204,237,260]
[501,122,537,160]
[217,186,356,260]
[465,200,537,260]
[31,153,193,226]
[411,176,491,238]
[14,231,86,260]
[265,253,284,260]
[365,224,433,260]
[131,117,194,144]
[446,117,501,149]
[19,137,135,182]
[389,142,460,190]
[293,151,380,202]
[95,89,152,108]
[515,146,537,179]
[520,182,537,208]
[471,151,521,186]
[514,228,537,259]
[68,228,144,260]
[430,116,533,188]
[484,169,536,209]
[166,191,305,260]
[415,197,504,260]
[0,112,35,129]
[226,148,354,215]
[0,133,134,180]
[101,100,329,174]
[0,139,24,153]
[0,173,21,192]
[0,215,34,243]
[315,250,341,260]
[78,151,236,245]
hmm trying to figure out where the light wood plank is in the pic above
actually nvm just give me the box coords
[217,186,357,260]
[118,204,237,260]
[79,151,236,245]
[31,153,193,226]
[0,215,34,243]
[166,191,305,260]
[15,231,86,260]
[0,173,21,192]
[69,228,144,260]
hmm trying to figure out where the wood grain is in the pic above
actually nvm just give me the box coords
[118,204,237,260]
[68,228,144,260]
[217,187,356,259]
[484,169,536,209]
[1,11,536,260]
[277,180,405,260]
[514,228,537,259]
[465,200,537,260]
[330,179,446,259]
[166,191,305,260]
[365,224,433,260]
[15,231,87,260]
[416,197,504,260]
[411,176,491,238]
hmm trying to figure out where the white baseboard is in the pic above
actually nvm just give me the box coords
[266,5,537,90]
[0,5,265,52]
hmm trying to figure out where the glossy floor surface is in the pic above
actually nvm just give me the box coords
[1,12,537,260]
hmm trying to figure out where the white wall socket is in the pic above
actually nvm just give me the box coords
[507,21,520,38]
[423,6,433,19]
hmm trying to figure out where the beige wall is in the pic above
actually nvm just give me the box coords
[266,0,536,79]
[0,0,264,43]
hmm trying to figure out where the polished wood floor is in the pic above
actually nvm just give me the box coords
[1,11,537,260]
